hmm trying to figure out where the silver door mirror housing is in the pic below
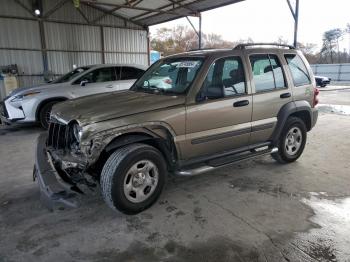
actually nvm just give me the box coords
[80,80,89,87]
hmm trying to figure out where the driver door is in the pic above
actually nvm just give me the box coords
[182,56,252,160]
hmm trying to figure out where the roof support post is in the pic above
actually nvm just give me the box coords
[199,13,202,49]
[287,0,299,47]
[100,26,105,64]
[38,19,49,80]
[185,13,202,49]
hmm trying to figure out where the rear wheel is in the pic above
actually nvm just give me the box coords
[100,143,166,214]
[39,101,58,129]
[272,117,307,164]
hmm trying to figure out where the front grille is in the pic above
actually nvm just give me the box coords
[47,121,68,149]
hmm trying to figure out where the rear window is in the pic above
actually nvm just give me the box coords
[285,54,311,87]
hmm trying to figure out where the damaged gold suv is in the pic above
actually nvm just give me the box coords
[34,43,319,214]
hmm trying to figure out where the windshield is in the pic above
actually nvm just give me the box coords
[131,57,203,95]
[52,67,91,84]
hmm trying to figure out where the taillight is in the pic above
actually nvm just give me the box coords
[313,87,320,107]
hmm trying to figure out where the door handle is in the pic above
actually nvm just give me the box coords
[280,92,291,99]
[233,100,249,107]
[106,85,114,88]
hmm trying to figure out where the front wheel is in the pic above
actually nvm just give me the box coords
[272,117,307,164]
[39,101,58,129]
[100,143,167,214]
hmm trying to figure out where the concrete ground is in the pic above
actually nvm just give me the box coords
[1,89,350,262]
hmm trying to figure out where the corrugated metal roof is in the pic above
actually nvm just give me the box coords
[82,0,245,26]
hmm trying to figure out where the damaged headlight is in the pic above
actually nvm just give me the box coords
[73,123,82,143]
[69,123,83,152]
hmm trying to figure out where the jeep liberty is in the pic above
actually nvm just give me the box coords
[34,43,319,214]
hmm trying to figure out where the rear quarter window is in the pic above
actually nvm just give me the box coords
[285,54,311,87]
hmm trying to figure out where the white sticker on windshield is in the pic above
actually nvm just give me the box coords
[177,61,198,68]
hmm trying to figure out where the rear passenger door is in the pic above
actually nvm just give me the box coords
[248,53,292,145]
[117,66,145,90]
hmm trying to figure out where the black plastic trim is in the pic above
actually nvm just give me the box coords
[191,127,251,145]
[251,123,274,132]
[271,101,316,145]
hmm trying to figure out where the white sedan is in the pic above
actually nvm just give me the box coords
[1,64,147,128]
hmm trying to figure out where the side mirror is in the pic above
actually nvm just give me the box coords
[80,80,89,86]
[196,92,207,103]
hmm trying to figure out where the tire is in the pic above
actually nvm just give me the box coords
[100,143,167,214]
[272,117,307,164]
[39,101,58,129]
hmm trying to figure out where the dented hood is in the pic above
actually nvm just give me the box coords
[51,90,185,126]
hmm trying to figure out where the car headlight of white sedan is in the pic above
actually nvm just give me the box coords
[10,91,41,102]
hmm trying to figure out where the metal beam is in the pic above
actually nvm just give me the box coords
[293,0,299,47]
[130,0,188,21]
[286,0,299,47]
[82,2,145,28]
[138,0,244,26]
[0,47,147,54]
[13,0,34,17]
[0,14,144,31]
[43,0,70,18]
[81,0,189,17]
[76,7,90,23]
[91,0,143,23]
[286,0,296,19]
[134,0,206,24]
[186,17,199,36]
[100,26,105,64]
[38,19,49,79]
[198,13,202,49]
[186,13,202,49]
[167,0,196,13]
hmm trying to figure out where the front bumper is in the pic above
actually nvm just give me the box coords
[34,133,80,210]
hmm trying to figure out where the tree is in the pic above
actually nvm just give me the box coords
[275,36,288,45]
[321,28,343,63]
[150,26,235,56]
[297,42,318,64]
[345,23,350,61]
[202,33,234,48]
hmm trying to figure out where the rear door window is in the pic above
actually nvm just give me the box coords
[120,67,145,80]
[249,54,286,92]
[284,54,311,86]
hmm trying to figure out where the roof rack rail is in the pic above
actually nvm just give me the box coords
[188,47,223,52]
[233,43,295,50]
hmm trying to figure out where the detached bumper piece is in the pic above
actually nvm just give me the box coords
[34,133,80,210]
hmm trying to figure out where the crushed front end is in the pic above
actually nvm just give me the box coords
[34,118,97,210]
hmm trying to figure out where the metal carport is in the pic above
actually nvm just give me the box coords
[0,0,299,89]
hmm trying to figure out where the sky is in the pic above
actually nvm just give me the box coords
[150,0,350,52]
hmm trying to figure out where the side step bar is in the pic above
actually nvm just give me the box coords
[175,147,278,176]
